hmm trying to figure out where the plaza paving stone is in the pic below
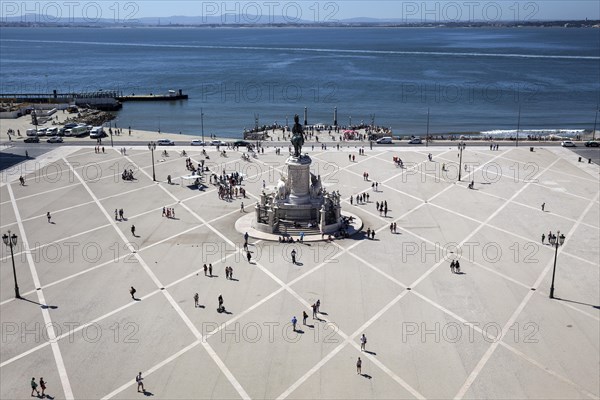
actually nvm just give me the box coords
[0,145,598,399]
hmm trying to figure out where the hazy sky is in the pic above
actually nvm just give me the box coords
[5,1,600,21]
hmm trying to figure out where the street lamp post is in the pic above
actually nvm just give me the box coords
[593,105,598,141]
[516,105,521,147]
[201,108,205,146]
[426,108,430,148]
[148,142,156,181]
[549,231,566,299]
[2,231,20,298]
[457,142,466,181]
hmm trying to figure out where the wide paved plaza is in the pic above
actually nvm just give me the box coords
[0,143,598,399]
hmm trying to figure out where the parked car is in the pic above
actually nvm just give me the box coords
[63,122,78,129]
[157,139,175,146]
[65,125,89,137]
[584,140,599,147]
[210,140,227,146]
[190,140,206,146]
[233,140,251,147]
[45,127,58,136]
[376,136,393,144]
[90,126,106,139]
[47,136,63,143]
[24,137,40,143]
[26,128,38,137]
[408,137,423,144]
[36,128,47,136]
[561,140,576,147]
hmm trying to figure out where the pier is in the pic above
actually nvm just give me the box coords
[0,89,189,113]
[116,89,188,102]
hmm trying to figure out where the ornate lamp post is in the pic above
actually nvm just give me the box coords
[457,142,466,181]
[2,231,20,298]
[549,231,566,299]
[148,141,156,181]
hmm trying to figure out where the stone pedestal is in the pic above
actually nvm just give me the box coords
[286,155,311,205]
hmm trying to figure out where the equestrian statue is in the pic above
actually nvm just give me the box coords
[290,114,305,157]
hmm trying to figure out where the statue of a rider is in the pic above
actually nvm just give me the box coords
[290,114,304,157]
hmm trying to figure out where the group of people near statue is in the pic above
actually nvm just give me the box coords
[212,171,246,201]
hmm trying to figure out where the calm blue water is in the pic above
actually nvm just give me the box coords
[1,27,599,137]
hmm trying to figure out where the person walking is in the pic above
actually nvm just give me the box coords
[208,264,213,277]
[240,202,244,213]
[450,260,455,274]
[455,260,461,273]
[541,202,545,211]
[356,357,362,375]
[218,294,224,311]
[19,175,25,186]
[292,316,298,332]
[360,334,367,351]
[541,233,546,244]
[291,249,297,264]
[194,293,199,308]
[303,310,308,325]
[39,377,46,397]
[115,209,119,220]
[203,264,208,276]
[312,303,318,319]
[31,377,40,397]
[130,286,137,299]
[316,299,321,314]
[246,250,251,263]
[136,372,145,392]
[47,212,51,223]
[131,225,136,236]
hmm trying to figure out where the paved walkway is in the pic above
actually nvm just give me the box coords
[0,144,598,399]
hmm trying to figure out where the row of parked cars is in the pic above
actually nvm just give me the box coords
[25,123,107,141]
[561,140,599,147]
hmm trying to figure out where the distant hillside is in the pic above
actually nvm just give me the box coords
[1,14,598,28]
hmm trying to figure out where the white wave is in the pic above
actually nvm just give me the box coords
[481,128,585,138]
[2,39,599,60]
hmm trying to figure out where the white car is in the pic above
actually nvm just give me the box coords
[45,127,58,136]
[408,137,422,144]
[47,136,63,143]
[210,140,227,146]
[190,140,206,146]
[561,140,575,147]
[157,139,175,146]
[376,137,393,144]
